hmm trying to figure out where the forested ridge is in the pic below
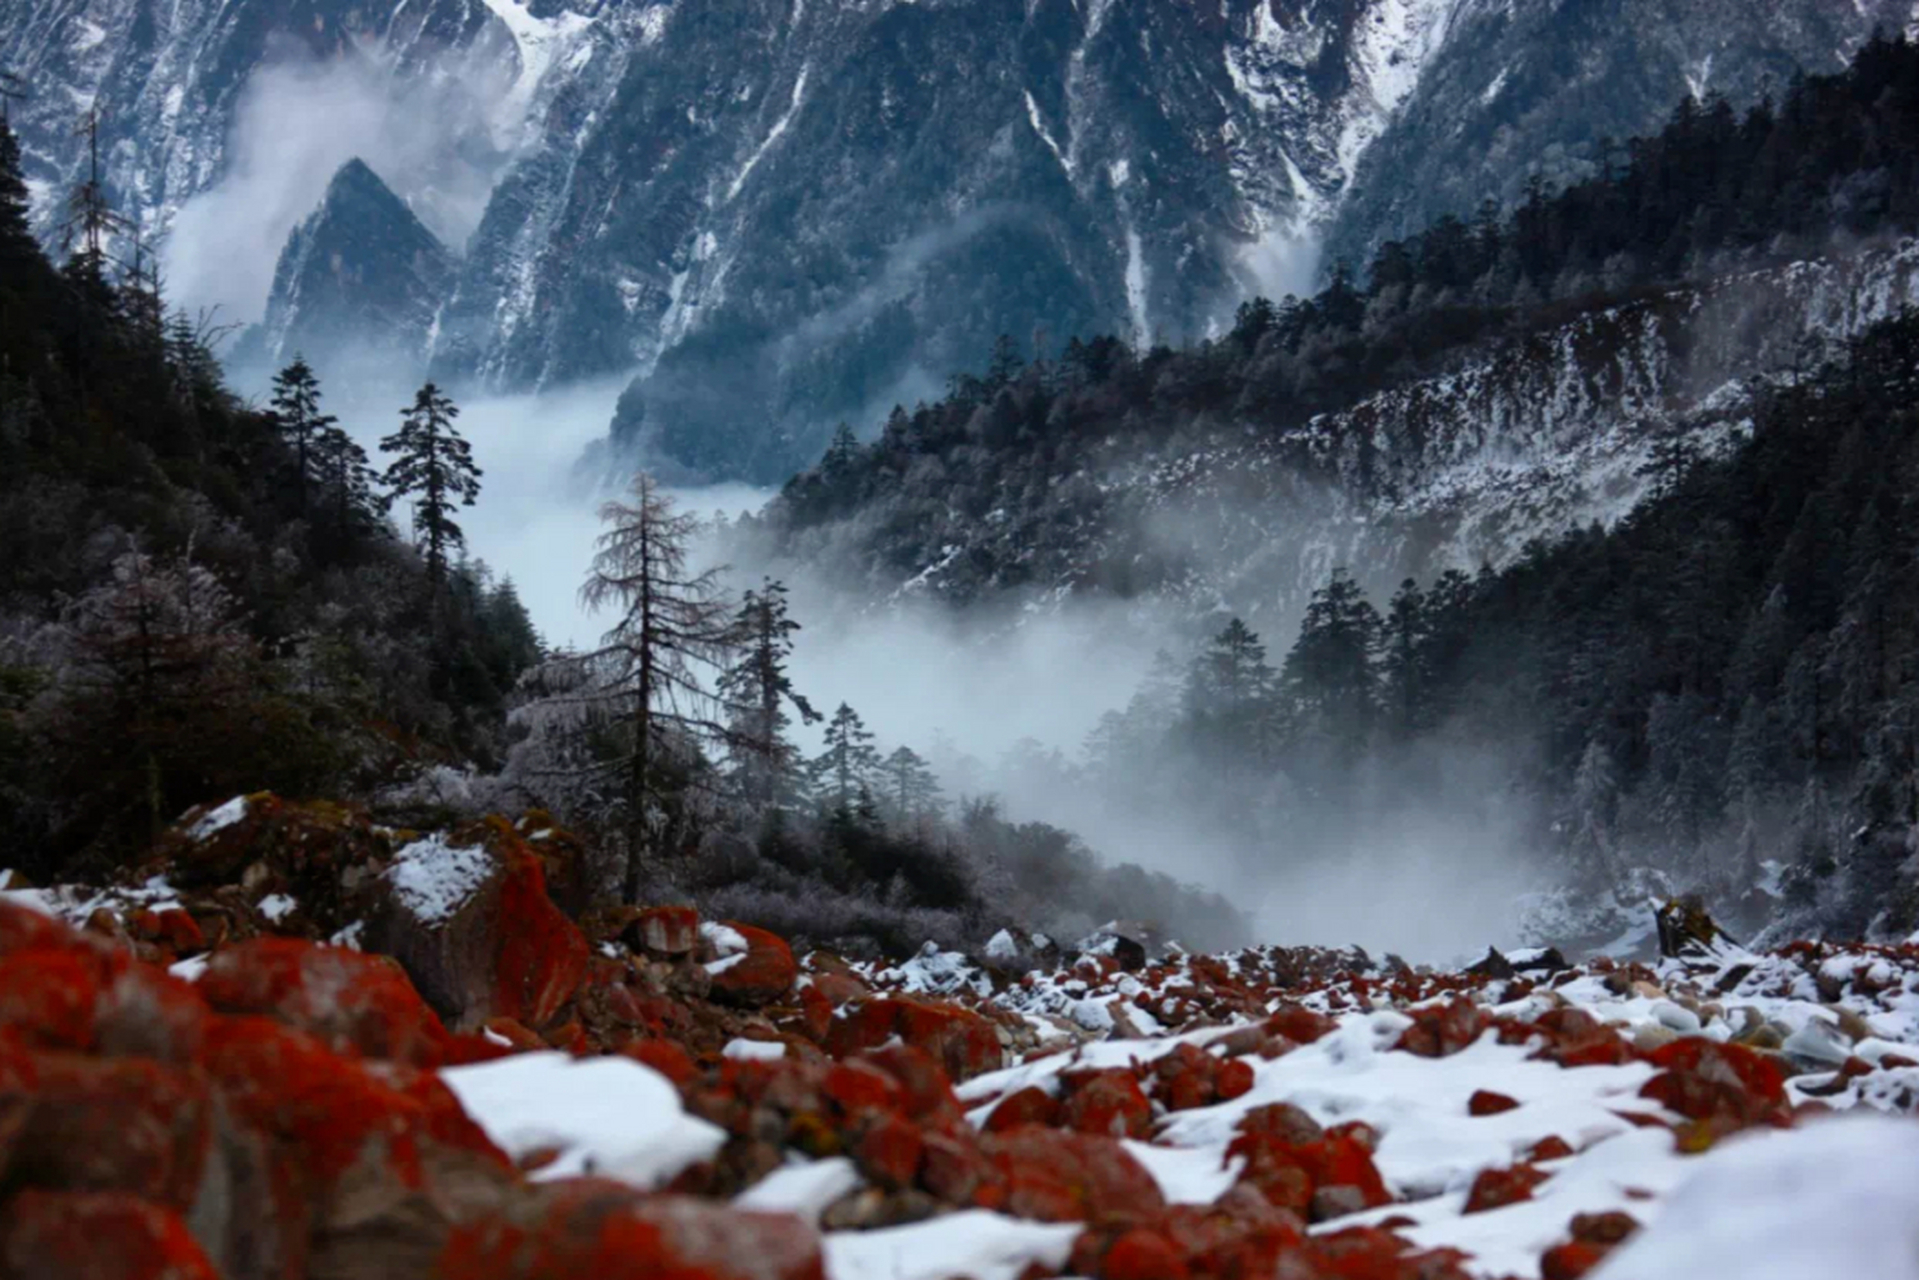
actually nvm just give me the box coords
[0,109,1238,954]
[758,34,1919,595]
[740,34,1919,943]
[0,115,543,878]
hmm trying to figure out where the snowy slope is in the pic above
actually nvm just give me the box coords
[790,239,1919,636]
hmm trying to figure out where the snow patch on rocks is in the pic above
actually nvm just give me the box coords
[442,1052,725,1189]
[384,835,495,925]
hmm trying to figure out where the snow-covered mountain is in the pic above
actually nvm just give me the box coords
[7,0,1905,481]
[254,157,453,372]
[1326,0,1919,270]
[752,238,1919,635]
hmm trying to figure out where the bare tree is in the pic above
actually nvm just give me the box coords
[519,473,739,903]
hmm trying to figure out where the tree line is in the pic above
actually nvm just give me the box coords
[0,107,540,876]
[757,34,1919,603]
[494,473,1241,952]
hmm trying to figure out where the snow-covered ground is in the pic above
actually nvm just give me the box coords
[426,931,1919,1279]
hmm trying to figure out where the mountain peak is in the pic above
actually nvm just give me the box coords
[260,158,453,371]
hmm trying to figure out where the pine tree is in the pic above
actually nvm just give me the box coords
[813,702,880,812]
[1183,618,1278,762]
[0,114,42,276]
[1281,568,1382,785]
[381,382,481,589]
[312,422,380,539]
[716,578,819,810]
[270,357,337,516]
[1379,579,1433,738]
[884,744,943,824]
[573,471,739,902]
[1566,738,1621,885]
[60,107,123,318]
[54,549,259,849]
[1283,569,1381,739]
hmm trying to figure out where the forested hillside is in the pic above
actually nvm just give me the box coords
[755,35,1919,598]
[740,35,1919,944]
[0,112,1238,954]
[0,118,542,878]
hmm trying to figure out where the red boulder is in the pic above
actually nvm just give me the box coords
[708,923,799,1008]
[199,938,449,1066]
[0,1190,221,1280]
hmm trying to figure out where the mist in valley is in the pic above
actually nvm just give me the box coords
[161,40,1553,966]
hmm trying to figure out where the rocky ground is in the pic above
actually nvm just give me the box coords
[2,795,1917,1280]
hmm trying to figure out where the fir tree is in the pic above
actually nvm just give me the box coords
[1184,618,1278,762]
[571,472,739,903]
[381,382,481,589]
[0,115,41,275]
[813,702,880,812]
[884,744,943,824]
[716,578,819,810]
[270,357,336,516]
[312,422,380,540]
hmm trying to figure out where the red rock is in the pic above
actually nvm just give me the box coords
[862,1044,963,1121]
[1227,1130,1391,1221]
[623,1038,699,1088]
[920,1129,992,1204]
[131,908,205,956]
[1062,1069,1154,1139]
[1639,1038,1789,1129]
[495,847,591,1028]
[795,982,833,1042]
[634,906,701,955]
[1308,1224,1474,1280]
[1237,1102,1324,1147]
[986,1128,1164,1224]
[1397,999,1490,1058]
[0,1190,220,1280]
[856,1112,924,1190]
[706,922,799,1008]
[827,997,1000,1081]
[0,949,103,1050]
[1326,1120,1382,1152]
[1468,1089,1519,1116]
[1264,1005,1336,1045]
[1100,1227,1191,1280]
[1215,1058,1255,1102]
[985,1085,1061,1133]
[199,937,450,1066]
[367,821,588,1033]
[1541,1240,1610,1280]
[1527,1135,1576,1162]
[1153,1042,1219,1111]
[0,900,82,957]
[1881,1053,1918,1069]
[441,1179,825,1280]
[199,1016,442,1192]
[1570,1210,1639,1245]
[807,970,872,1008]
[4,1052,220,1213]
[94,966,211,1065]
[1463,1162,1548,1214]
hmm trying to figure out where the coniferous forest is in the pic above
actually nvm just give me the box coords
[9,13,1919,1280]
[746,34,1919,947]
[3,35,1919,953]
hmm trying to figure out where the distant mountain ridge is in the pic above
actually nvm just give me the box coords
[257,158,453,372]
[6,0,1912,479]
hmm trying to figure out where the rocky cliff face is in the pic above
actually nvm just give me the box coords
[440,0,1460,480]
[258,158,453,372]
[1325,0,1919,270]
[4,0,1910,481]
[755,239,1919,633]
